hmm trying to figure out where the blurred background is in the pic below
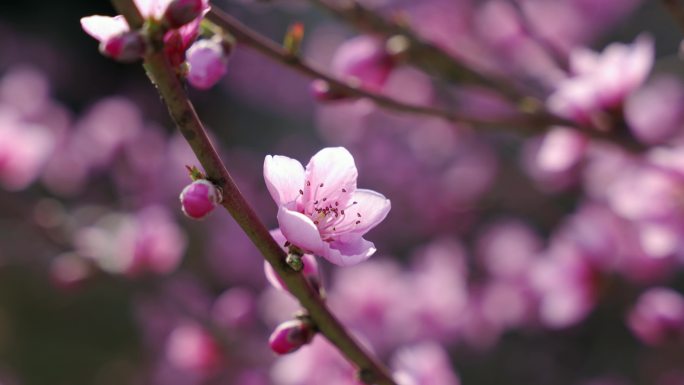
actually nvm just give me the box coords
[2,0,684,384]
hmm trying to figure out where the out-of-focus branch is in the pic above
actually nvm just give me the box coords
[306,0,526,103]
[205,7,644,150]
[109,1,398,384]
[205,7,558,133]
[663,0,684,34]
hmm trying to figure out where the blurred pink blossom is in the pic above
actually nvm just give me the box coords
[166,323,223,374]
[547,35,653,125]
[391,342,461,385]
[331,35,394,92]
[627,288,684,346]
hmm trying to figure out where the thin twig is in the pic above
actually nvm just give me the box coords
[306,0,526,102]
[206,6,644,150]
[109,1,398,384]
[205,7,556,132]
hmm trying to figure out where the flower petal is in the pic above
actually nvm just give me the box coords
[264,155,305,206]
[277,206,324,255]
[337,189,391,239]
[324,237,376,266]
[304,147,357,207]
[134,0,171,18]
[80,15,129,43]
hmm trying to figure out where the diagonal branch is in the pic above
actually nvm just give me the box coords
[109,1,398,384]
[306,0,526,102]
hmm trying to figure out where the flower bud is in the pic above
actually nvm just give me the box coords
[99,31,146,62]
[331,35,394,91]
[185,39,229,90]
[180,179,221,219]
[627,288,684,346]
[163,0,206,29]
[268,319,316,355]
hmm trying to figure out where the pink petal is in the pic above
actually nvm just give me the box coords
[304,147,357,206]
[80,15,130,43]
[264,155,305,206]
[337,189,391,239]
[277,206,324,255]
[134,0,172,18]
[324,237,376,266]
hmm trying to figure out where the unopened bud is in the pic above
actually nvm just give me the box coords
[100,31,146,62]
[163,0,206,29]
[180,179,222,219]
[331,35,394,91]
[268,319,316,355]
[185,39,229,90]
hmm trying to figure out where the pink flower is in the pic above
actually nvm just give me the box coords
[263,147,391,266]
[0,109,55,190]
[268,319,316,355]
[391,342,461,385]
[627,288,684,346]
[547,35,653,125]
[185,39,229,89]
[180,179,222,219]
[331,36,395,91]
[166,323,222,373]
[80,0,209,62]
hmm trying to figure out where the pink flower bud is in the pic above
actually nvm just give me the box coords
[264,254,321,292]
[268,319,316,355]
[99,31,146,62]
[180,179,221,219]
[185,39,229,90]
[627,288,684,346]
[331,36,394,91]
[163,0,206,29]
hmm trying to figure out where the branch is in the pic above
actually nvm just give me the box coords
[205,7,644,151]
[306,0,526,102]
[109,1,398,384]
[205,7,556,133]
[663,0,684,34]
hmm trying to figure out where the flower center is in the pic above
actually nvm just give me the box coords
[298,181,362,238]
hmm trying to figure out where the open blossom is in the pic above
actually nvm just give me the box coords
[264,147,391,266]
[547,34,653,125]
